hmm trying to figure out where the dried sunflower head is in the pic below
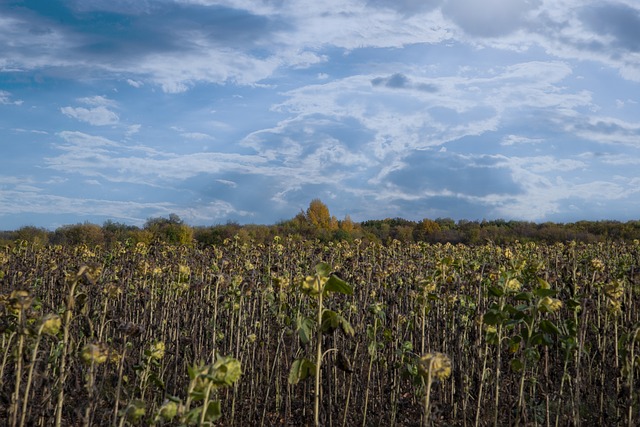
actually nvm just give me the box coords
[9,290,32,313]
[538,296,563,313]
[81,343,109,365]
[41,314,61,336]
[147,341,166,360]
[417,352,452,381]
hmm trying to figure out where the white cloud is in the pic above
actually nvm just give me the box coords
[0,187,247,226]
[77,95,118,108]
[12,128,49,135]
[561,115,640,147]
[216,179,237,187]
[270,60,589,164]
[125,124,141,137]
[501,135,544,146]
[56,131,121,148]
[181,132,215,140]
[61,106,120,126]
[140,48,281,93]
[0,90,22,105]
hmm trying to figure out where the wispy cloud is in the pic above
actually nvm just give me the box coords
[0,90,22,105]
[1,0,640,228]
[61,106,120,126]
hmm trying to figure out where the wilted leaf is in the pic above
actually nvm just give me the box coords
[325,275,353,295]
[340,317,354,337]
[321,310,340,334]
[336,351,353,373]
[297,316,315,344]
[288,358,315,385]
[510,359,524,373]
[203,400,222,423]
[315,262,332,278]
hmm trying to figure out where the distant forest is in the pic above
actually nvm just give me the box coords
[2,199,640,247]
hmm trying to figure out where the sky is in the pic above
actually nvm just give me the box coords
[1,0,640,230]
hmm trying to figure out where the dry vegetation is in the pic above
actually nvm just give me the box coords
[1,237,639,426]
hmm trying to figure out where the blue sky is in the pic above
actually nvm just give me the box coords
[1,0,640,230]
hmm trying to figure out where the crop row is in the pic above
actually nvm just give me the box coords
[1,238,639,426]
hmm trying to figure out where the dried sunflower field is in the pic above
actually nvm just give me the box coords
[1,238,639,426]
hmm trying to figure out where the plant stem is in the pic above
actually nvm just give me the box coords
[314,288,323,427]
[55,277,79,427]
[362,318,377,427]
[475,341,489,427]
[199,382,214,426]
[112,343,128,427]
[19,326,45,427]
[423,361,433,427]
[10,310,25,427]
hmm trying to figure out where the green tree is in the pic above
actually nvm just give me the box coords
[14,226,50,247]
[52,223,105,246]
[144,214,194,245]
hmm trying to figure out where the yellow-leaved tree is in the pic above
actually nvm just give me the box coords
[306,199,338,231]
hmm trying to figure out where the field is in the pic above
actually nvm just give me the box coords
[1,238,639,426]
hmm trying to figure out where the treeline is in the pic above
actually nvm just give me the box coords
[2,199,640,247]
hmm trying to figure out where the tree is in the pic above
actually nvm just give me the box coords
[144,214,194,245]
[14,226,50,247]
[413,219,441,242]
[52,223,105,246]
[306,199,332,229]
[102,220,138,246]
[340,215,355,234]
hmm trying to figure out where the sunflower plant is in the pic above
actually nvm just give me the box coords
[288,262,354,427]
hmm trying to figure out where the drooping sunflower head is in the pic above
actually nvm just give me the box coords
[417,352,452,381]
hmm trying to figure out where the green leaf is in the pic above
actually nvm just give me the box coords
[510,359,524,372]
[488,285,504,297]
[525,347,541,362]
[509,336,521,353]
[483,310,502,326]
[297,316,315,344]
[401,341,413,353]
[321,310,340,334]
[288,358,315,385]
[567,298,581,312]
[539,319,560,335]
[536,277,551,289]
[149,371,166,390]
[368,341,378,358]
[512,305,530,315]
[321,310,354,337]
[325,275,353,295]
[183,406,202,425]
[533,288,557,298]
[187,363,201,380]
[514,292,532,302]
[315,262,332,278]
[203,400,222,422]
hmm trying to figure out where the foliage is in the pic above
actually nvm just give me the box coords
[4,200,640,248]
